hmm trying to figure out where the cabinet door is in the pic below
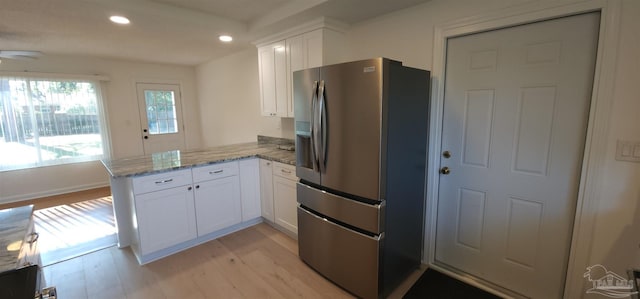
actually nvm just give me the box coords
[239,159,261,221]
[194,176,242,236]
[303,29,324,68]
[259,159,275,222]
[273,175,298,235]
[287,35,304,118]
[286,30,324,117]
[135,186,197,255]
[258,41,287,117]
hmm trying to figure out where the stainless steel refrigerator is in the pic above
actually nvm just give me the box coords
[294,58,430,299]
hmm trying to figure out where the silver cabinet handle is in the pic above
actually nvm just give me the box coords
[209,170,223,174]
[281,169,292,174]
[155,179,173,184]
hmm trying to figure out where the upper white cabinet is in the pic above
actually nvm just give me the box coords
[256,23,346,118]
[258,41,287,117]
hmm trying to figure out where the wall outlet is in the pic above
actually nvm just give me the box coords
[615,140,640,162]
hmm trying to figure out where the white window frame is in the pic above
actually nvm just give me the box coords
[0,72,111,171]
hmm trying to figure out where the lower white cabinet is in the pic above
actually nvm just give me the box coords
[135,185,197,255]
[271,161,298,236]
[259,159,275,222]
[119,160,264,264]
[239,159,261,221]
[194,176,242,236]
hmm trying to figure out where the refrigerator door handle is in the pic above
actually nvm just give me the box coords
[318,80,327,173]
[310,80,320,172]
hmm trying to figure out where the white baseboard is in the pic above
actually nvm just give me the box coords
[0,181,110,205]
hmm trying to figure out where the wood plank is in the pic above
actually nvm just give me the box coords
[82,247,126,299]
[43,255,88,298]
[108,246,165,299]
[200,240,285,298]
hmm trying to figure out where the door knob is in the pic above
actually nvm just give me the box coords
[443,151,451,158]
[440,167,451,175]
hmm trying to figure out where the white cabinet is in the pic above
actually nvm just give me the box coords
[272,162,298,235]
[259,159,275,222]
[123,160,263,263]
[193,176,242,236]
[192,161,243,236]
[135,184,197,255]
[286,30,324,117]
[239,159,261,221]
[258,40,287,117]
[257,27,345,118]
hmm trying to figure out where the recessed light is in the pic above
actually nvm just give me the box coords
[219,35,233,42]
[110,15,130,25]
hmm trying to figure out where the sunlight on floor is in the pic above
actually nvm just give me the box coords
[34,197,117,265]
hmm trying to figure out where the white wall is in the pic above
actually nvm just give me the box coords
[0,55,200,202]
[196,48,294,147]
[342,0,639,292]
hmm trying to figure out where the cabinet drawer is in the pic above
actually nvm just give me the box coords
[273,162,296,180]
[132,169,192,195]
[192,161,239,183]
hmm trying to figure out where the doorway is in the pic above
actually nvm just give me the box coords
[136,83,185,155]
[434,12,599,298]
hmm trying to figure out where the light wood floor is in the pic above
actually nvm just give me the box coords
[43,223,425,299]
[34,197,117,266]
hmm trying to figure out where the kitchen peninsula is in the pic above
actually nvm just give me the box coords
[101,136,296,264]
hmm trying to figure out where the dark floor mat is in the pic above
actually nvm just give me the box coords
[403,268,502,299]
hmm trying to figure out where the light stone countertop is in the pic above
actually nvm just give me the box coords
[0,205,33,273]
[101,142,296,178]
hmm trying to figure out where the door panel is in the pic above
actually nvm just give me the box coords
[136,83,185,155]
[436,13,599,298]
[320,59,383,201]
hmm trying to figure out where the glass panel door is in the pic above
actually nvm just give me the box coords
[136,83,185,154]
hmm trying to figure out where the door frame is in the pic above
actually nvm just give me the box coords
[424,1,621,298]
[133,79,187,155]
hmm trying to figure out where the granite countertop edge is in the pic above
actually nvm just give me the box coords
[101,141,295,178]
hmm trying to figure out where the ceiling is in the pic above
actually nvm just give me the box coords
[0,0,431,66]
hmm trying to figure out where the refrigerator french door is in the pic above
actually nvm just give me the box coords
[294,58,430,299]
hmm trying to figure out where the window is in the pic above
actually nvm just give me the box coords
[0,76,109,171]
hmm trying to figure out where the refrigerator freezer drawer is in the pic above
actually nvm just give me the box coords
[298,206,382,299]
[297,183,384,234]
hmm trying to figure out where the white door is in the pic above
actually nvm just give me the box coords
[193,176,242,236]
[435,13,599,298]
[239,158,261,221]
[136,83,185,154]
[259,159,275,222]
[273,175,297,235]
[135,186,197,255]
